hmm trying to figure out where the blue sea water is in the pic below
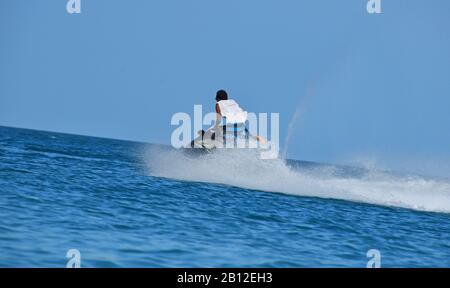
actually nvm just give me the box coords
[0,126,449,267]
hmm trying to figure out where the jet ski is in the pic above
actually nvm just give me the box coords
[182,127,277,160]
[181,99,274,158]
[186,129,217,154]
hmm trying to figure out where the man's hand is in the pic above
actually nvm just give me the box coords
[255,135,267,145]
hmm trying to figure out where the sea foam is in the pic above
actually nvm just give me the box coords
[146,147,450,213]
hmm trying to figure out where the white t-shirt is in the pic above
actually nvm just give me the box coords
[217,99,248,124]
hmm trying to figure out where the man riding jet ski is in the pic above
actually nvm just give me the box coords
[190,89,266,151]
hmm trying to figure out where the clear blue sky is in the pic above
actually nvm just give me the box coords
[1,0,449,171]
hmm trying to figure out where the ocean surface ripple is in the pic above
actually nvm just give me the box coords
[0,126,449,267]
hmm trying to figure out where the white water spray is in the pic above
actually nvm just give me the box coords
[283,103,302,160]
[145,147,450,214]
[282,89,314,160]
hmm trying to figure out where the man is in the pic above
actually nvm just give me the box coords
[213,89,246,145]
[213,89,266,147]
[191,89,266,149]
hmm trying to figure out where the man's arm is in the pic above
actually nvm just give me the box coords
[214,103,222,127]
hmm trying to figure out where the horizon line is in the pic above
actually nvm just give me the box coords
[0,124,165,146]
